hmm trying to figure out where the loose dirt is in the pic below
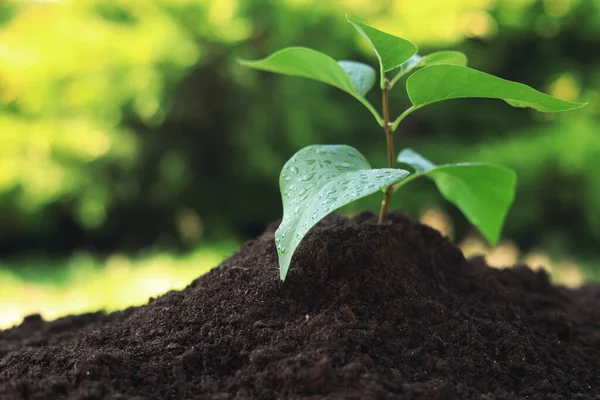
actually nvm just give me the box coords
[1,212,599,399]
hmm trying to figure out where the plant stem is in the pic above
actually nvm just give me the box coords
[391,106,417,132]
[378,79,394,224]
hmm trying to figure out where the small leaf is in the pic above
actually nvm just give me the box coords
[338,60,376,97]
[407,64,586,112]
[399,55,423,73]
[400,51,467,74]
[397,149,517,245]
[276,145,410,281]
[390,51,467,89]
[416,51,468,67]
[239,47,381,123]
[347,17,417,86]
[397,148,436,173]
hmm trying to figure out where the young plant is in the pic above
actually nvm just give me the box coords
[240,17,587,281]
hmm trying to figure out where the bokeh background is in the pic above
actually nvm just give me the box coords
[1,0,599,328]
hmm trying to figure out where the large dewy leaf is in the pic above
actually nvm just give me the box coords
[347,18,417,87]
[407,64,586,112]
[396,149,517,245]
[276,145,410,281]
[338,61,376,97]
[239,47,381,123]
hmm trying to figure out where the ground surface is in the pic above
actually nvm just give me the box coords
[1,212,599,399]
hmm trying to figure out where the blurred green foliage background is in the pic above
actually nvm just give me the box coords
[1,0,599,327]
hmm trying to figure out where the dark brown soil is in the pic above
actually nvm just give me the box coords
[1,212,599,399]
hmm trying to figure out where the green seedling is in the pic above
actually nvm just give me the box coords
[240,17,587,281]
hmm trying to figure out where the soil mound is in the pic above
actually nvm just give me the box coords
[1,212,599,399]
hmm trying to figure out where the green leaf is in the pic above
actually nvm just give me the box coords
[398,148,436,173]
[276,145,410,281]
[399,55,423,73]
[397,149,517,245]
[338,60,376,97]
[401,51,468,74]
[239,47,381,124]
[407,64,587,112]
[347,17,417,87]
[390,51,468,89]
[416,51,468,67]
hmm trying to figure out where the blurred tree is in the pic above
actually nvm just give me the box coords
[0,0,247,253]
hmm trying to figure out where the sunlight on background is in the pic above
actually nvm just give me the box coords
[421,208,587,288]
[0,0,598,329]
[0,245,236,329]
